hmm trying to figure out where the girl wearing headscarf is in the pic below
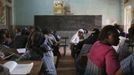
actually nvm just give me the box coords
[70,29,84,58]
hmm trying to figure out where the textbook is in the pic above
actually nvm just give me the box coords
[3,61,33,75]
[17,48,26,53]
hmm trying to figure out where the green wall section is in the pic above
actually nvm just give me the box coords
[14,0,53,25]
[13,0,121,26]
[69,0,121,26]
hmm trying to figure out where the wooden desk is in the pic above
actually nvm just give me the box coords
[2,48,22,60]
[0,60,43,75]
[9,48,24,55]
[8,48,18,53]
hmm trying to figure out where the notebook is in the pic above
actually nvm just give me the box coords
[3,61,33,75]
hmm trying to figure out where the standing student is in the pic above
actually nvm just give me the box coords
[84,25,120,75]
[42,28,57,75]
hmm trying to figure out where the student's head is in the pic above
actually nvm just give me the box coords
[30,31,44,47]
[127,21,134,40]
[78,29,84,37]
[98,25,120,46]
[42,28,51,35]
[28,26,41,33]
[114,24,125,37]
[28,31,45,58]
[15,27,21,33]
[21,28,29,35]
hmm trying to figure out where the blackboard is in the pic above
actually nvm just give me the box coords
[34,15,102,31]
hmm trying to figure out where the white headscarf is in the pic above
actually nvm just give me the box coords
[70,29,84,45]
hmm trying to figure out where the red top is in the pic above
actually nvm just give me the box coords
[88,41,120,75]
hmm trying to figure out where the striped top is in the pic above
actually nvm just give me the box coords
[121,53,134,75]
[84,59,106,75]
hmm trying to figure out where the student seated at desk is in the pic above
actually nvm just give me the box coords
[0,30,19,60]
[11,28,28,48]
[0,30,10,58]
[70,29,85,58]
[18,29,57,75]
[17,31,45,60]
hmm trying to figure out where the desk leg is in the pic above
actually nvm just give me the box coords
[63,46,66,56]
[63,39,67,56]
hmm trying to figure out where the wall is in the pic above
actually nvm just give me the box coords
[70,0,121,26]
[13,0,53,25]
[13,0,121,26]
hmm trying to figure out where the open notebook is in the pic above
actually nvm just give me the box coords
[3,61,33,75]
[17,48,26,53]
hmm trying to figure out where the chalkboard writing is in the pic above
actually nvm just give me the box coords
[34,15,102,31]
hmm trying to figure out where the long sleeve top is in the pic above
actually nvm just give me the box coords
[88,41,120,75]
